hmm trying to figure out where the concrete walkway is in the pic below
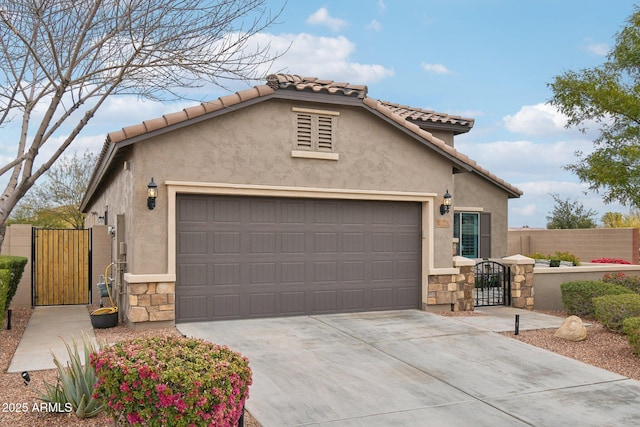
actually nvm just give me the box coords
[8,305,98,373]
[179,309,640,427]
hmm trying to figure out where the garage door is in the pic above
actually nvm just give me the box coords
[176,195,421,322]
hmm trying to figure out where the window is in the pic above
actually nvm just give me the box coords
[291,107,339,160]
[454,212,491,259]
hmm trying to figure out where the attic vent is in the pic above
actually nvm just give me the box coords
[293,107,339,153]
[296,113,313,149]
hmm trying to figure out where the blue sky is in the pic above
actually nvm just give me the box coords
[6,1,638,227]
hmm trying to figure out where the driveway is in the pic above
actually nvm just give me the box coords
[177,309,640,426]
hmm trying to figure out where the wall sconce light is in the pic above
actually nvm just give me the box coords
[440,189,452,215]
[147,177,158,210]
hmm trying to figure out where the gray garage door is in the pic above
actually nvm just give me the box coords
[176,195,421,322]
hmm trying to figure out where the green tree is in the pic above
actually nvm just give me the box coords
[549,6,640,208]
[0,0,283,250]
[546,193,597,229]
[9,150,96,228]
[602,210,640,228]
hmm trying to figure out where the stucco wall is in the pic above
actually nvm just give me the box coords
[85,152,135,267]
[534,264,640,311]
[453,171,510,257]
[1,224,32,307]
[111,98,460,274]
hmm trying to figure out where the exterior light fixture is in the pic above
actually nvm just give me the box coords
[440,189,452,215]
[147,178,158,210]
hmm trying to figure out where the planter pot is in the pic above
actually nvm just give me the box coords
[90,311,118,329]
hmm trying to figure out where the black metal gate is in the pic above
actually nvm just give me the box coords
[474,260,510,307]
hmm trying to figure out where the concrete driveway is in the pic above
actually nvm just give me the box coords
[177,309,640,426]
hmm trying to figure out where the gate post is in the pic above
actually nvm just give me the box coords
[502,254,535,310]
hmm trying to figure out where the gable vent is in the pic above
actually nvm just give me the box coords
[317,115,333,151]
[296,113,313,149]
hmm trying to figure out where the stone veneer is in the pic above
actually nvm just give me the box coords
[127,282,175,324]
[425,256,476,311]
[502,254,535,310]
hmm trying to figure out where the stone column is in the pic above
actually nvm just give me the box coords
[424,257,475,312]
[126,280,176,329]
[502,254,535,310]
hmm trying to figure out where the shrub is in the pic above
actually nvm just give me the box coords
[0,256,28,326]
[0,269,12,326]
[623,317,640,356]
[38,333,104,418]
[91,336,251,426]
[602,272,640,294]
[591,258,631,264]
[560,280,634,318]
[527,251,580,265]
[593,293,640,332]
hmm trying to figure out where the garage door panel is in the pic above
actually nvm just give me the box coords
[212,263,241,285]
[178,263,207,286]
[372,233,394,252]
[342,261,365,282]
[213,231,240,253]
[177,296,209,321]
[177,195,421,322]
[213,199,242,222]
[281,262,305,283]
[212,295,240,318]
[281,292,305,314]
[250,293,276,315]
[372,288,395,309]
[282,232,305,253]
[314,290,338,312]
[342,289,364,309]
[250,262,276,284]
[314,232,337,252]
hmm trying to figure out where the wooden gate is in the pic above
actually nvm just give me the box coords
[32,228,92,306]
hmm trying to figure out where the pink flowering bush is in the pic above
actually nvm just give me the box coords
[90,336,251,426]
[591,257,631,264]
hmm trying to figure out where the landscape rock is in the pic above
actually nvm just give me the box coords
[554,315,587,342]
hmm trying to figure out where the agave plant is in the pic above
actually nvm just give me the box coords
[38,332,104,418]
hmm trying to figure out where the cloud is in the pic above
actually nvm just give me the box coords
[306,7,347,32]
[367,20,382,32]
[503,103,570,136]
[511,203,538,217]
[377,0,386,11]
[421,62,451,75]
[456,138,594,180]
[254,32,394,83]
[586,42,610,56]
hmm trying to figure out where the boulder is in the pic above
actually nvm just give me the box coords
[554,315,587,342]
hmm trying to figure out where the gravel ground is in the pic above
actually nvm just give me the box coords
[2,307,640,426]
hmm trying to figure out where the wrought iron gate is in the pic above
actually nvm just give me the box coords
[474,260,510,307]
[32,228,92,306]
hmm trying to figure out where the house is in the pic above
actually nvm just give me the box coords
[80,74,522,328]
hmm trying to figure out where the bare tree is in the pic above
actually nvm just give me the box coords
[0,0,283,248]
[10,150,96,229]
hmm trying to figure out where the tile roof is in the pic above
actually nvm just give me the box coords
[379,101,474,131]
[92,74,521,202]
[266,74,368,98]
